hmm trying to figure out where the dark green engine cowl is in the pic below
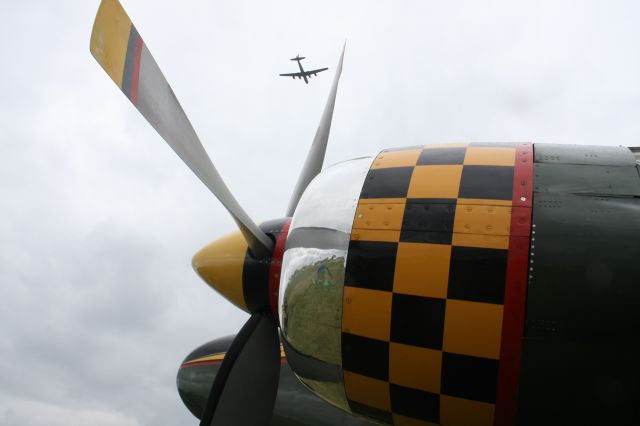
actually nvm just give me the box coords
[177,336,372,426]
[518,144,640,425]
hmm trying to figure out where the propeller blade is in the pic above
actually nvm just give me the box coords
[285,43,346,217]
[89,0,273,257]
[200,312,280,426]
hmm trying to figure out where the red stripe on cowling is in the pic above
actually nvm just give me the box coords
[268,219,291,325]
[180,358,288,369]
[494,143,533,426]
[130,36,143,105]
[511,143,534,208]
[180,360,223,369]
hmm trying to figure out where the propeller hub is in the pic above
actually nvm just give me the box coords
[193,230,250,312]
[193,219,291,315]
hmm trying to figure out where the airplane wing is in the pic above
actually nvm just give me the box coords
[279,68,329,79]
[304,67,328,76]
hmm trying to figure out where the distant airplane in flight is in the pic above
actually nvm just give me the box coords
[279,54,328,84]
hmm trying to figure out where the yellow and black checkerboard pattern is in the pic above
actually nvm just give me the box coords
[341,143,518,426]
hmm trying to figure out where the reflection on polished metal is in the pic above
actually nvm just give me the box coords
[285,227,350,251]
[280,333,342,382]
[279,157,373,410]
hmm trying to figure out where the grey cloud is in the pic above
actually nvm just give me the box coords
[3,0,640,425]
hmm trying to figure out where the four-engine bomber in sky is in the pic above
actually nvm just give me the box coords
[90,1,640,425]
[279,54,328,84]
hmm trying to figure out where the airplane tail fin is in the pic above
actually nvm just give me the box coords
[290,55,305,61]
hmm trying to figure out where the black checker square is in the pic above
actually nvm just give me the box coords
[390,294,446,350]
[399,230,452,245]
[448,246,507,305]
[441,352,499,403]
[342,333,389,381]
[345,240,398,292]
[417,147,467,165]
[458,165,514,200]
[400,200,457,245]
[348,400,393,424]
[401,200,457,233]
[390,384,440,423]
[361,167,413,199]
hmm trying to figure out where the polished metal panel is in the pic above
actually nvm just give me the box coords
[279,156,372,409]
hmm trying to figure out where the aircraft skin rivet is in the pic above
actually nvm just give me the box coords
[520,196,526,202]
[358,214,363,218]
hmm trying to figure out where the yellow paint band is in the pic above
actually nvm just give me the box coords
[184,353,226,364]
[184,345,286,366]
[90,0,132,88]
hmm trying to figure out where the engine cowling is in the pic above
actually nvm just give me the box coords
[188,142,640,425]
[176,336,372,425]
[278,142,640,426]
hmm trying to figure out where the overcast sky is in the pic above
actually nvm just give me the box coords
[3,1,640,425]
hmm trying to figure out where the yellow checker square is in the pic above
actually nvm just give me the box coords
[353,202,406,230]
[389,342,442,394]
[451,234,509,250]
[453,204,512,236]
[407,165,463,199]
[344,371,391,412]
[372,149,422,169]
[440,395,495,426]
[343,287,392,341]
[464,147,516,166]
[393,414,439,426]
[443,299,504,359]
[394,242,451,299]
[351,229,401,243]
